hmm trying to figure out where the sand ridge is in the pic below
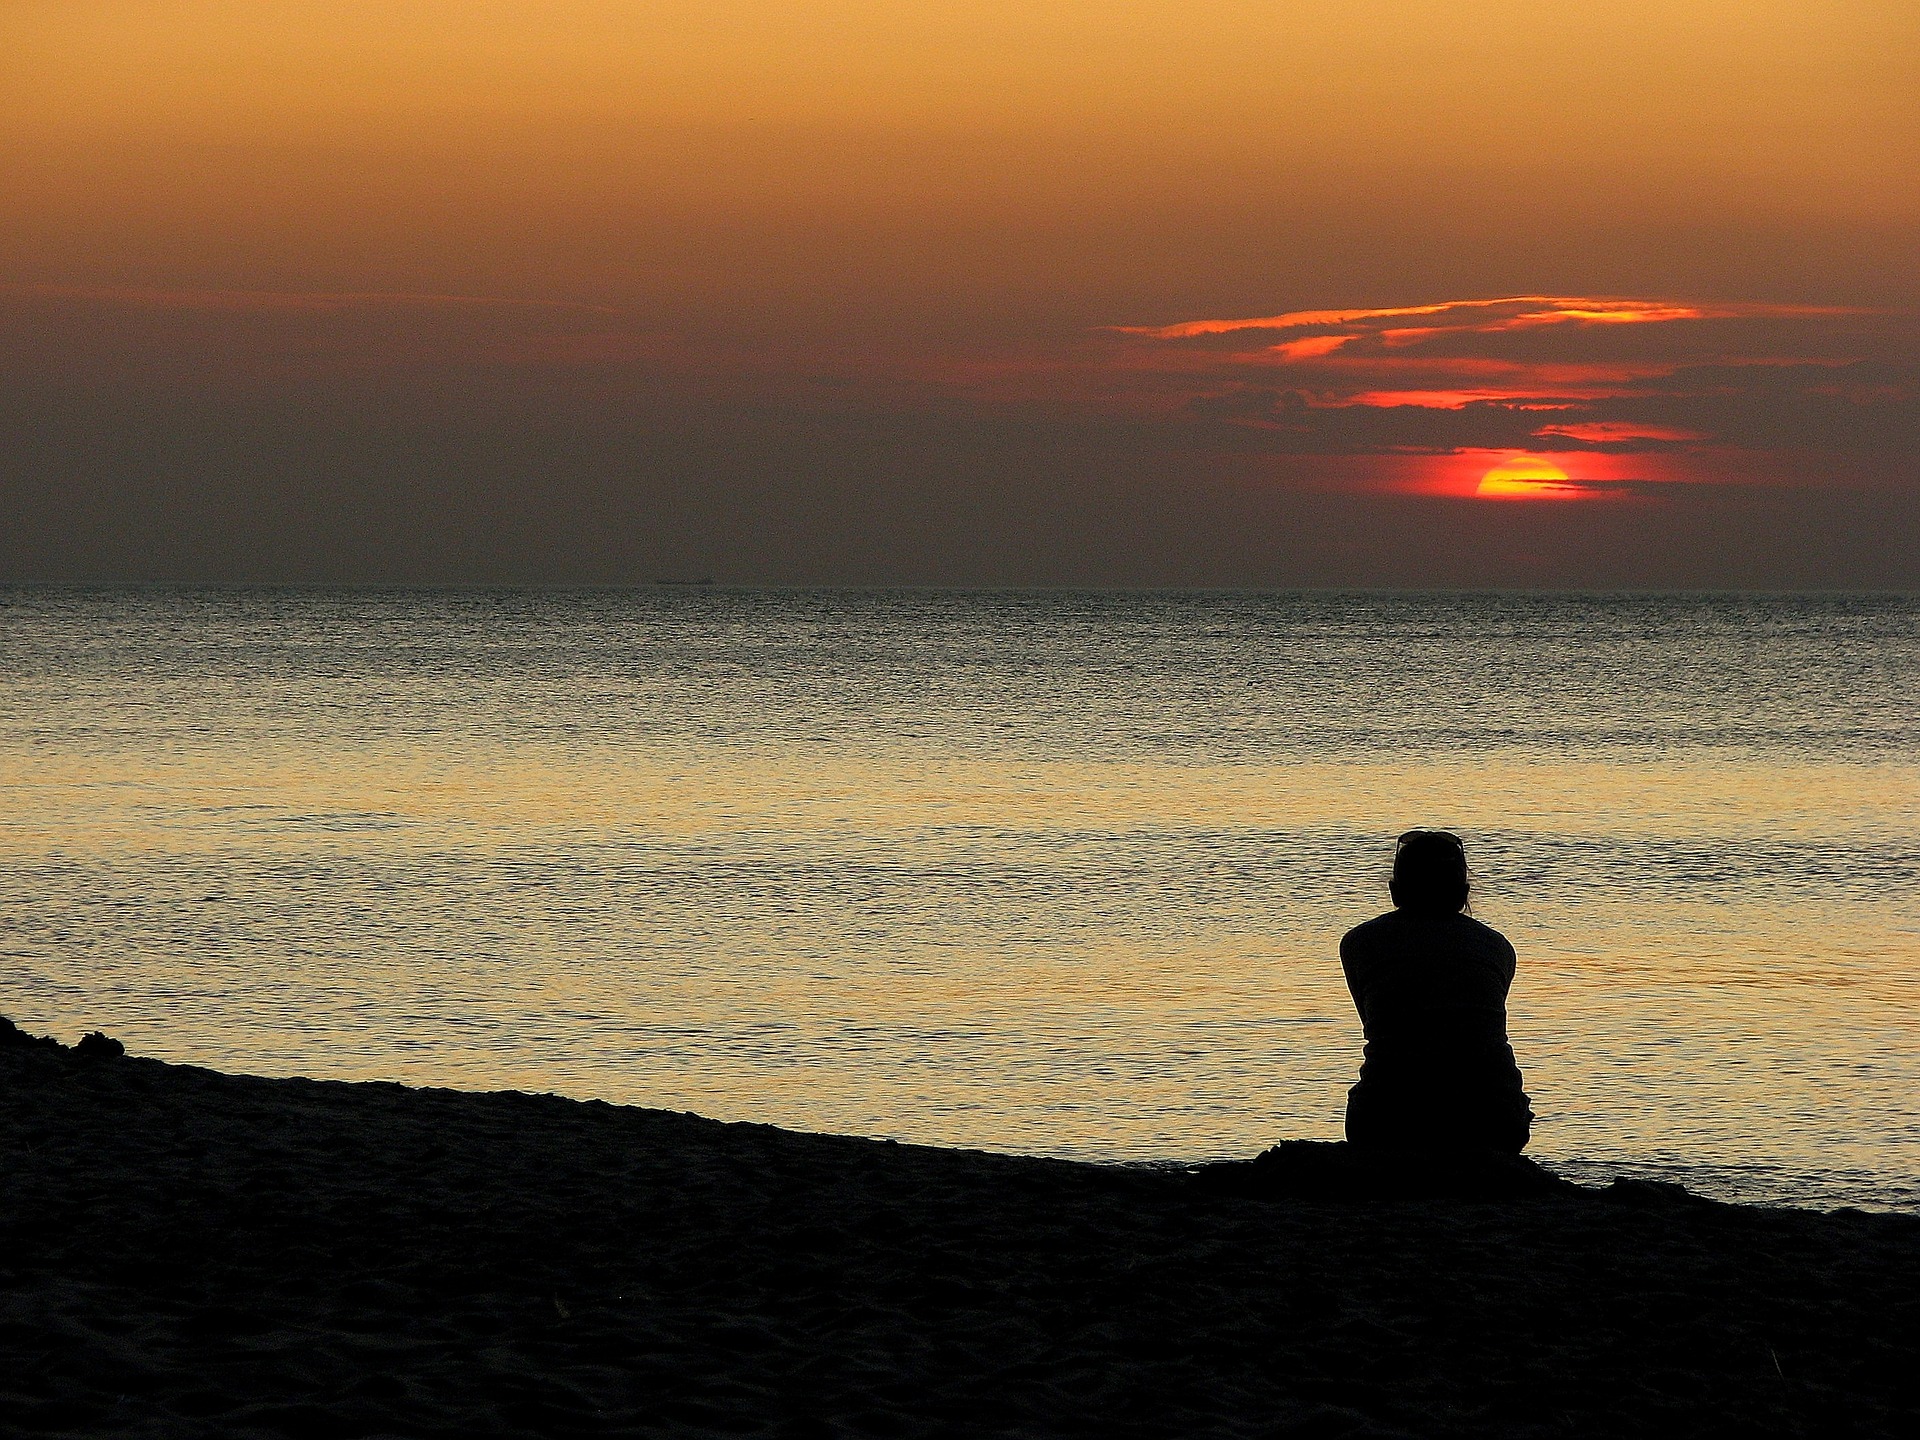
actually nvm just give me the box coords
[2,1029,1915,1438]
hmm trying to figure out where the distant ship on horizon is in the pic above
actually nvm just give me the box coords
[652,577,716,586]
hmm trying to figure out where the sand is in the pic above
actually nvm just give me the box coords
[3,1022,1915,1438]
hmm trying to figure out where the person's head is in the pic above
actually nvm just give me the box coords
[1388,829,1470,914]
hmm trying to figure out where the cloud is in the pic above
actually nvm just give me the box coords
[0,282,620,317]
[1113,295,1856,342]
[1102,294,1915,481]
[1532,422,1704,445]
[1113,298,1509,340]
[0,282,696,385]
[1487,477,1686,498]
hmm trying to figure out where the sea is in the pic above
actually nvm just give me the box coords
[2,588,1915,1212]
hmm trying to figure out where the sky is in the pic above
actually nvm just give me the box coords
[3,2,1916,586]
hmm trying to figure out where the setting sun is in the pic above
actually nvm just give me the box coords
[1476,456,1577,499]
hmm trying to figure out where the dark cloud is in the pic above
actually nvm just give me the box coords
[1525,478,1684,497]
[1618,361,1920,453]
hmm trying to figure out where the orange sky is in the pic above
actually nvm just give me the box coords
[2,3,1916,582]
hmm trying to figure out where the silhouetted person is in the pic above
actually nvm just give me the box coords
[1340,830,1533,1153]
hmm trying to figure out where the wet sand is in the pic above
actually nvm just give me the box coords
[3,1025,1915,1438]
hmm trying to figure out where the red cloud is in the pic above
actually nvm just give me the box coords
[1113,295,1854,342]
[1090,294,1908,497]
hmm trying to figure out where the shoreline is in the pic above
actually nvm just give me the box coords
[5,1027,1916,1437]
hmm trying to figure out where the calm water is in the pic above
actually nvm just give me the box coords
[2,588,1915,1211]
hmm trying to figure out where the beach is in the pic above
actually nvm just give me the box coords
[4,1026,1915,1438]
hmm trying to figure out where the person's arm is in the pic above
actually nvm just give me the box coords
[1338,929,1371,1027]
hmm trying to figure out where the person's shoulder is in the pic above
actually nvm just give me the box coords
[1456,914,1516,959]
[1340,911,1403,956]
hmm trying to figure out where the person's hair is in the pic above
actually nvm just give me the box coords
[1389,829,1470,914]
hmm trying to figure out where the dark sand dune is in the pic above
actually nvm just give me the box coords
[3,1024,1915,1438]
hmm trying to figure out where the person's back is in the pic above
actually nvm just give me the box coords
[1340,831,1532,1153]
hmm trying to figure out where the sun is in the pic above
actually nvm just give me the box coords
[1476,456,1576,498]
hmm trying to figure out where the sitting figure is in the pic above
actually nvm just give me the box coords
[1340,830,1533,1153]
